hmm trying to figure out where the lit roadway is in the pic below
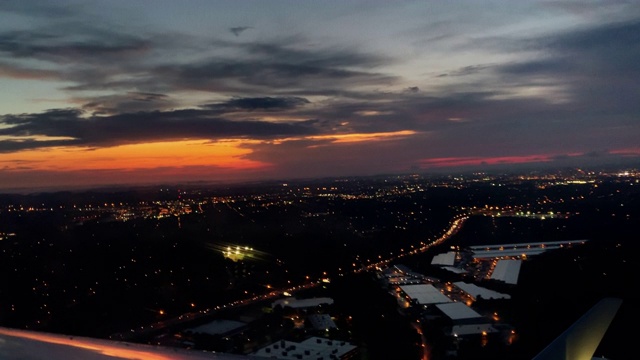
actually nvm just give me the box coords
[412,321,430,360]
[112,214,469,342]
[354,215,468,273]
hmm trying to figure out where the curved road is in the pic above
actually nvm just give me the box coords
[112,214,469,342]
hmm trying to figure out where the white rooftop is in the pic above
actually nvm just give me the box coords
[431,251,456,266]
[435,302,483,320]
[399,284,452,305]
[472,248,546,258]
[453,282,511,300]
[451,323,498,336]
[441,266,467,274]
[490,259,522,285]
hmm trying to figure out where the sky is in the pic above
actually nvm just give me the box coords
[1,0,639,192]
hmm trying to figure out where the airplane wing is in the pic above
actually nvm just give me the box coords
[532,297,623,360]
[0,326,251,360]
[0,297,622,360]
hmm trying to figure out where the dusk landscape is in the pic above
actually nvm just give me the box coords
[0,2,638,360]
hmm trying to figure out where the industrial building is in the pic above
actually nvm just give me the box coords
[435,302,497,336]
[252,337,357,360]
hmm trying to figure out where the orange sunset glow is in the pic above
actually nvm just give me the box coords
[306,130,417,144]
[0,140,267,172]
[272,130,418,146]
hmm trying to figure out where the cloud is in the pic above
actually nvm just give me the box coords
[229,26,253,37]
[0,8,397,106]
[1,2,638,185]
[0,61,59,80]
[423,19,640,138]
[242,41,388,68]
[0,108,322,152]
[156,56,395,94]
[0,29,395,98]
[80,92,176,115]
[436,64,492,78]
[0,29,151,64]
[493,20,640,87]
[205,97,310,111]
[0,1,76,18]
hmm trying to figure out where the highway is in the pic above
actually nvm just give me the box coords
[111,214,469,342]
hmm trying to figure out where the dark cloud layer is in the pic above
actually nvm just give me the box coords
[0,108,320,152]
[0,23,394,101]
[80,92,176,115]
[491,20,640,117]
[0,30,150,64]
[0,3,639,186]
[205,97,310,111]
[496,20,640,84]
[155,57,394,94]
